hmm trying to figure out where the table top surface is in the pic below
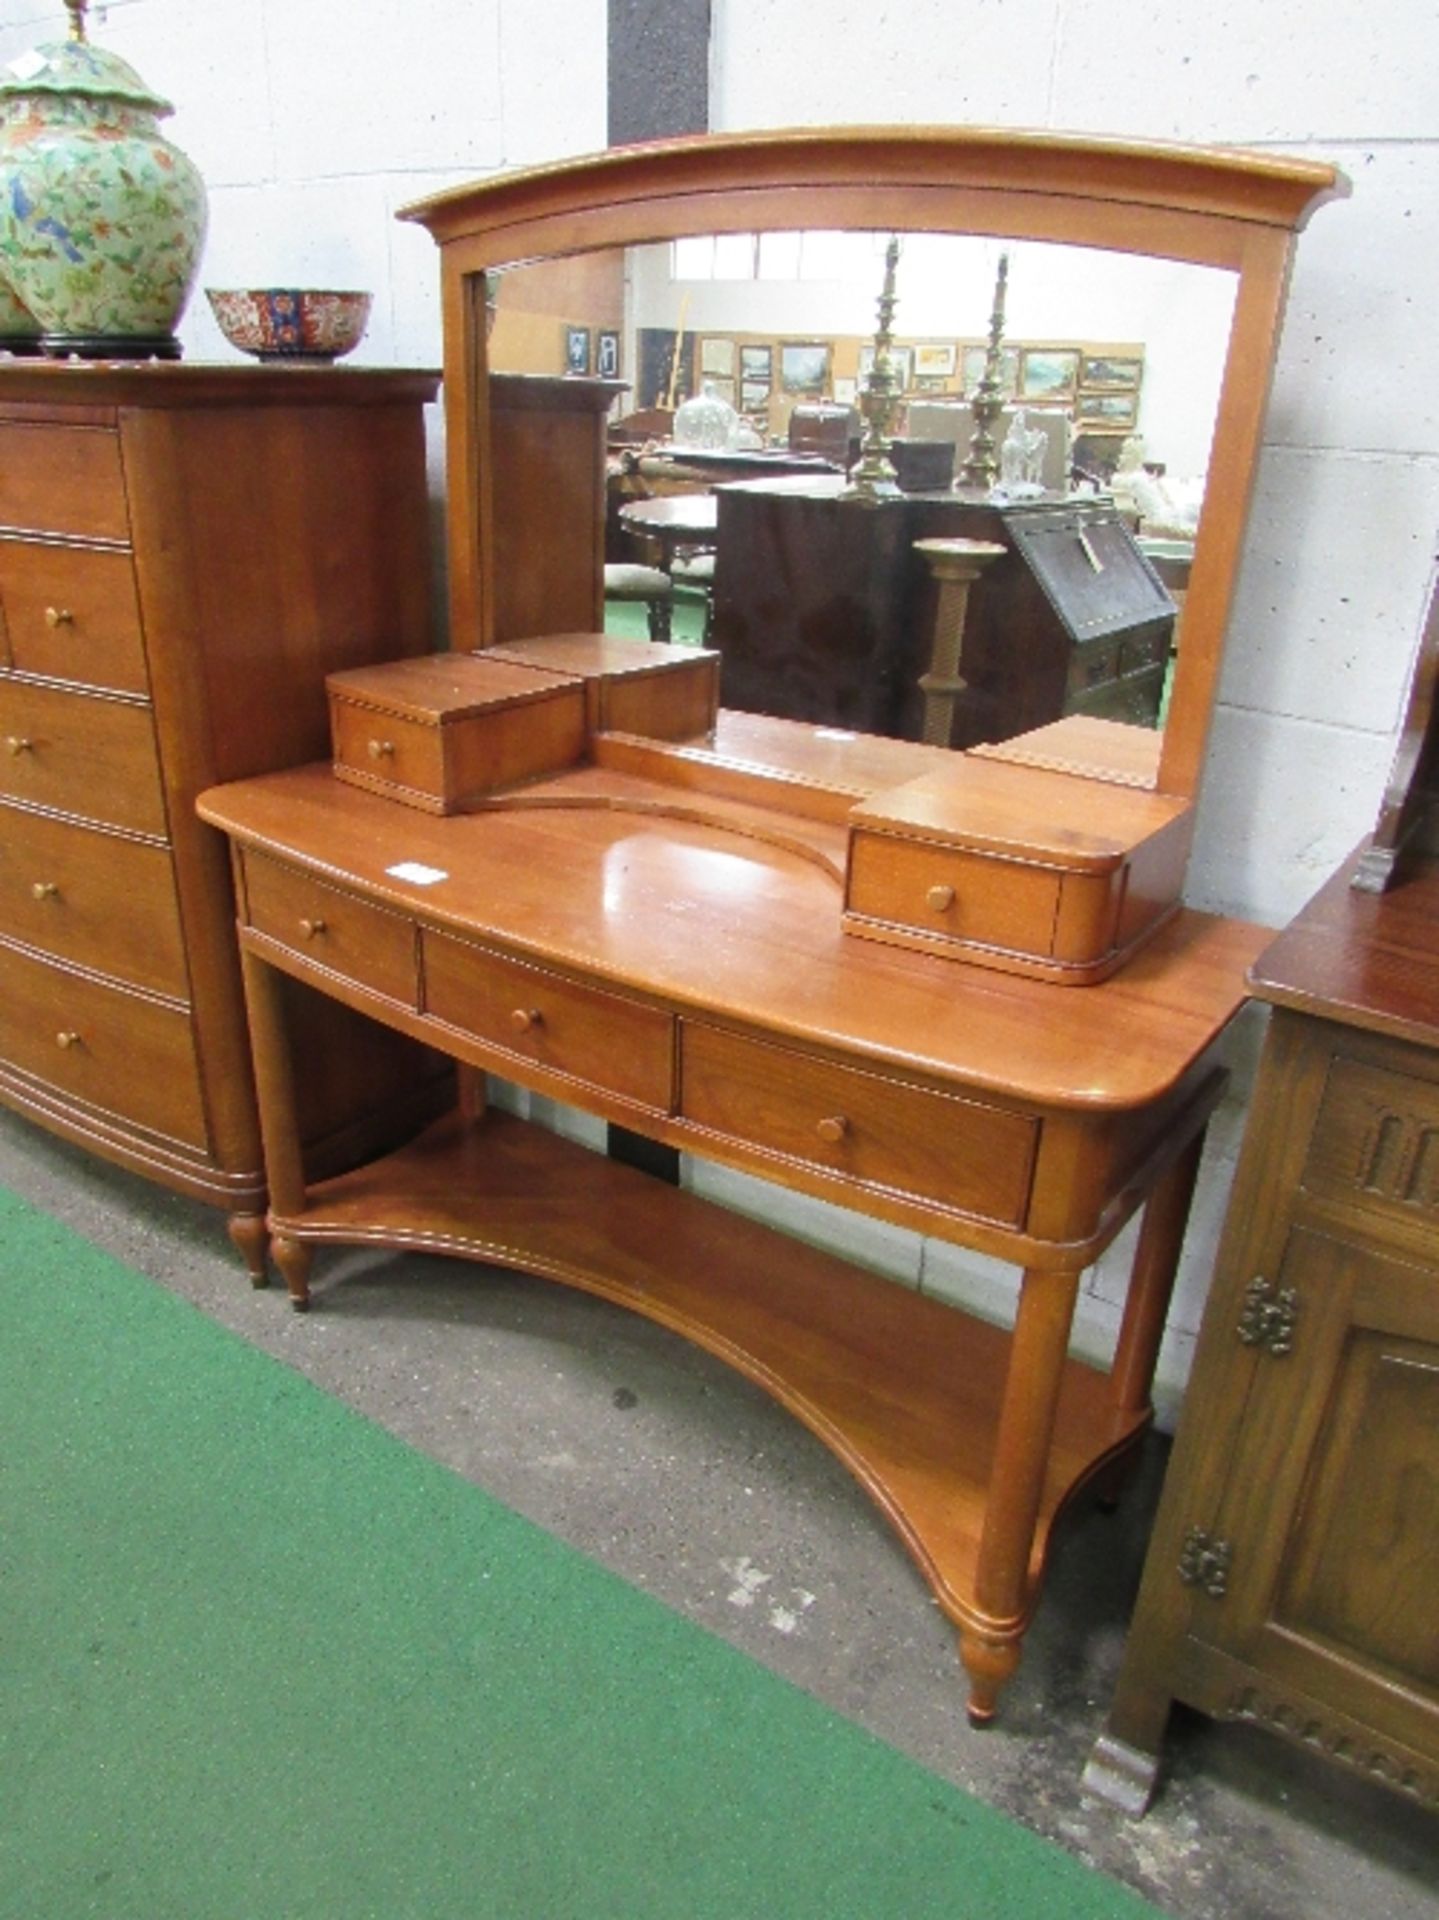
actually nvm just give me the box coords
[198,748,1266,1115]
[619,494,720,536]
[1251,843,1439,1047]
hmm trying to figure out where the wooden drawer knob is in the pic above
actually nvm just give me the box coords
[510,1007,543,1033]
[55,1030,82,1050]
[5,736,33,756]
[44,606,75,628]
[816,1114,849,1144]
[926,884,956,911]
[298,917,327,939]
[30,880,59,901]
[366,739,395,761]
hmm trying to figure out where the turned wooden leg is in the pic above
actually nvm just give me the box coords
[958,1629,1022,1727]
[272,1233,314,1311]
[226,1211,270,1286]
[457,1062,488,1122]
[1095,1127,1208,1507]
[1109,1128,1207,1425]
[966,1261,1083,1722]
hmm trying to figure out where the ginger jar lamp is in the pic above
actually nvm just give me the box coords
[0,0,207,359]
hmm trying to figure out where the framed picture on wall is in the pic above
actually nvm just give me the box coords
[859,344,912,391]
[1080,353,1142,391]
[913,341,957,378]
[596,329,620,379]
[1078,390,1140,429]
[961,344,1020,396]
[1019,347,1080,401]
[700,336,735,376]
[566,325,591,375]
[780,341,831,394]
[740,380,770,414]
[707,376,737,406]
[740,343,772,379]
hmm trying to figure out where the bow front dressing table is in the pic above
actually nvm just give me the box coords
[198,129,1340,1720]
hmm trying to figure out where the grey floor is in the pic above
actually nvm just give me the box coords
[4,1104,1436,1920]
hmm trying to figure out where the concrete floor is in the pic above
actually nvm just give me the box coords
[4,1104,1436,1920]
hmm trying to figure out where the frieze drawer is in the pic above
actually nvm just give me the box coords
[422,928,675,1112]
[240,850,419,1009]
[0,424,130,544]
[0,540,148,695]
[0,679,166,836]
[1302,1055,1439,1231]
[0,938,205,1147]
[0,805,186,998]
[679,1022,1037,1226]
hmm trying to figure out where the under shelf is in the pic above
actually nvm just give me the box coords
[275,1106,1145,1637]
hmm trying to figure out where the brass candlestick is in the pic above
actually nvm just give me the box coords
[842,234,903,505]
[65,1,87,40]
[959,252,1010,491]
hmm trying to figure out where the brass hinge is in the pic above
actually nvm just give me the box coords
[1178,1526,1232,1598]
[1237,1275,1299,1356]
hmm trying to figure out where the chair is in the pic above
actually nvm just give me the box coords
[670,549,715,645]
[603,561,674,642]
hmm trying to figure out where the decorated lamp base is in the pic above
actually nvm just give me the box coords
[39,330,183,361]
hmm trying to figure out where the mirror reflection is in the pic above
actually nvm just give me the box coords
[485,232,1237,756]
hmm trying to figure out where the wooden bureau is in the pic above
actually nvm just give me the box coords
[0,362,449,1271]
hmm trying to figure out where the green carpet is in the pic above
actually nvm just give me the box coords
[0,1189,1158,1920]
[605,591,708,644]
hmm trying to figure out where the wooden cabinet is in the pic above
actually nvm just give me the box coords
[0,363,450,1272]
[1086,851,1439,1814]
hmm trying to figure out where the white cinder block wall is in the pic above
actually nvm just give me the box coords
[3,0,1434,1422]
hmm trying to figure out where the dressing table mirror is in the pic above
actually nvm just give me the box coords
[402,127,1340,811]
[197,129,1342,1724]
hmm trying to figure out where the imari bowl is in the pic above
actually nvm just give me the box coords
[205,287,372,362]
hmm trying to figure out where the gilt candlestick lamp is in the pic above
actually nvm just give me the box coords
[843,234,904,505]
[960,252,1010,491]
[0,0,207,358]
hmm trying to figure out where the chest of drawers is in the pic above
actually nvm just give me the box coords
[0,363,447,1273]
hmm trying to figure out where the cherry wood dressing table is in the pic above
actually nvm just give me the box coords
[199,719,1265,1722]
[198,128,1343,1719]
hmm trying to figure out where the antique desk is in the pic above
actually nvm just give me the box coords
[709,476,1175,746]
[199,717,1265,1722]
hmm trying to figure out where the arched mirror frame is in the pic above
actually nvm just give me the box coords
[402,127,1341,803]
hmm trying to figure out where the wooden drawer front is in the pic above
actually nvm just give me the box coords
[0,806,186,997]
[1304,1055,1439,1232]
[240,851,419,1008]
[1066,636,1121,698]
[0,540,148,694]
[422,929,674,1112]
[847,830,1062,957]
[0,679,166,835]
[0,425,130,543]
[679,1023,1037,1226]
[330,701,449,801]
[0,938,205,1147]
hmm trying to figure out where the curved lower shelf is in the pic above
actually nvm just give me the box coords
[269,1105,1146,1643]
